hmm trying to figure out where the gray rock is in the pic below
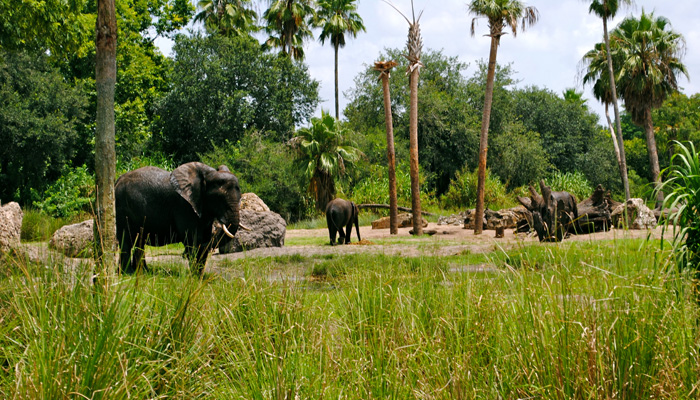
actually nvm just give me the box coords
[218,209,286,253]
[372,213,427,229]
[439,207,529,230]
[49,219,94,258]
[611,198,657,230]
[0,202,23,253]
[240,193,270,212]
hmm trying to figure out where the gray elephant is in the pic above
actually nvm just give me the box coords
[325,198,361,245]
[115,162,245,275]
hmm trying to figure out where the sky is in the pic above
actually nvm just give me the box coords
[157,0,700,124]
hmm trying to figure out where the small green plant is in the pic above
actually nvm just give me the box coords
[21,208,89,242]
[657,141,700,272]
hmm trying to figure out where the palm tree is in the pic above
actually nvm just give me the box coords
[194,0,258,37]
[581,42,624,181]
[95,0,118,279]
[317,0,366,119]
[374,60,399,234]
[291,111,361,211]
[612,10,688,205]
[468,0,538,235]
[263,0,315,60]
[585,0,633,200]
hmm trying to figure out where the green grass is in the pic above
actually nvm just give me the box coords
[20,208,90,242]
[0,238,698,398]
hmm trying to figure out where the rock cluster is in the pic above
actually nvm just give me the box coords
[0,202,23,253]
[611,198,657,230]
[371,213,427,229]
[438,207,529,230]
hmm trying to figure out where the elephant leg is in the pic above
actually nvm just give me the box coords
[193,244,209,276]
[328,225,338,245]
[119,240,132,274]
[337,228,346,245]
[344,222,353,244]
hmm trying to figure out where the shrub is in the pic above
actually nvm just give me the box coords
[491,123,551,189]
[442,166,513,211]
[544,171,592,202]
[33,165,94,218]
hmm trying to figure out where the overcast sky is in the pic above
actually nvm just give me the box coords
[158,0,700,124]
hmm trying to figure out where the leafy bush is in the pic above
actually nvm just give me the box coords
[33,165,94,218]
[200,133,313,223]
[491,123,551,189]
[442,166,514,211]
[544,171,592,202]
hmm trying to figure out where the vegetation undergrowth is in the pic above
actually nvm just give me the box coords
[0,237,698,398]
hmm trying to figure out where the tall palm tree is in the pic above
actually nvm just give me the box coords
[581,41,624,180]
[612,10,688,205]
[585,0,633,200]
[194,0,258,37]
[95,0,118,279]
[374,60,399,234]
[317,0,366,119]
[263,0,315,60]
[468,0,538,235]
[291,111,361,211]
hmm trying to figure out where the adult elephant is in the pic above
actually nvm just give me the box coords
[325,198,361,245]
[115,162,245,275]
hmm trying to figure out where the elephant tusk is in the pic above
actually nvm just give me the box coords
[222,224,236,238]
[239,223,252,231]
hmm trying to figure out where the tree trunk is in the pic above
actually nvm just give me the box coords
[605,104,622,167]
[334,41,339,120]
[94,0,118,281]
[603,15,631,201]
[380,72,398,234]
[643,106,663,206]
[474,34,499,235]
[409,68,422,235]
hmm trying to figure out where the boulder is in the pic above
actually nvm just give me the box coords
[611,198,657,230]
[239,193,270,212]
[218,209,286,253]
[50,219,94,258]
[0,202,23,253]
[440,207,528,230]
[372,213,427,229]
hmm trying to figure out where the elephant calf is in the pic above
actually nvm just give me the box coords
[325,198,361,245]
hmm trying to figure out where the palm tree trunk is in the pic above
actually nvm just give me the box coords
[95,0,118,281]
[643,106,663,206]
[605,103,622,167]
[603,15,631,201]
[409,69,422,236]
[334,41,340,120]
[474,34,499,235]
[380,70,398,235]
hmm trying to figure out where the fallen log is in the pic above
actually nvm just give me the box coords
[358,204,438,217]
[574,184,620,233]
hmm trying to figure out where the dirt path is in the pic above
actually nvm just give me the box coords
[209,223,672,262]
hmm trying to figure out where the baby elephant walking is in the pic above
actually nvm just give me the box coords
[325,198,361,245]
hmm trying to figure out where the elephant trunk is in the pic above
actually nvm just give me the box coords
[220,204,240,238]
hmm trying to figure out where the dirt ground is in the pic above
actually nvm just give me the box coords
[208,223,673,262]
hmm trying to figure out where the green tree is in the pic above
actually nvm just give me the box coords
[490,122,550,189]
[263,0,316,60]
[467,0,539,234]
[290,111,361,211]
[584,0,634,200]
[193,0,258,37]
[317,0,365,119]
[612,10,689,204]
[0,50,87,204]
[154,34,319,163]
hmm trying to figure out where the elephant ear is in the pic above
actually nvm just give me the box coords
[170,162,216,218]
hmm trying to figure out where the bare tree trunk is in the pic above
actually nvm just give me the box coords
[409,69,422,236]
[603,15,631,201]
[643,106,663,206]
[94,0,118,282]
[605,104,621,166]
[474,34,499,235]
[334,41,339,120]
[376,62,399,234]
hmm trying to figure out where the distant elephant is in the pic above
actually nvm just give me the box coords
[115,162,245,275]
[325,198,361,245]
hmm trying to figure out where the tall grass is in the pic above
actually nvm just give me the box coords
[1,239,698,398]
